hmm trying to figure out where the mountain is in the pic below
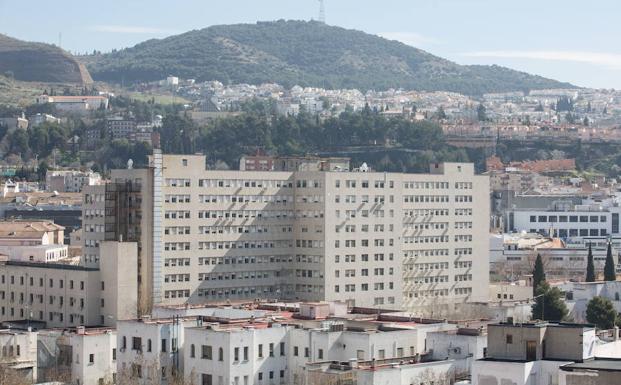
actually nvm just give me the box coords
[85,20,574,95]
[0,34,92,84]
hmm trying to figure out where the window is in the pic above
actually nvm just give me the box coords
[162,339,167,353]
[294,346,299,356]
[218,348,224,361]
[89,354,94,364]
[191,344,195,358]
[244,346,249,361]
[147,339,152,352]
[258,344,263,358]
[132,337,142,352]
[318,349,323,359]
[234,347,239,361]
[506,335,513,344]
[280,342,285,356]
[112,348,116,361]
[304,347,309,357]
[202,345,212,359]
[269,343,274,357]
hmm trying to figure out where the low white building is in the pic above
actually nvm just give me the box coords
[472,322,621,385]
[0,328,37,382]
[562,281,621,323]
[0,244,68,263]
[427,327,487,377]
[37,326,116,385]
[117,317,195,385]
[46,170,102,193]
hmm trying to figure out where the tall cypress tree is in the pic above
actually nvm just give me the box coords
[586,243,596,282]
[533,254,546,296]
[604,242,616,281]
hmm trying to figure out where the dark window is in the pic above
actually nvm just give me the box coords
[549,216,557,223]
[570,216,578,222]
[89,354,94,363]
[132,337,142,351]
[590,229,599,236]
[559,216,568,222]
[506,335,513,344]
[190,344,195,358]
[161,339,167,353]
[590,216,599,222]
[538,216,547,222]
[530,216,536,223]
[580,216,588,222]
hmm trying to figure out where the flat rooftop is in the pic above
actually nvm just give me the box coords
[561,358,621,372]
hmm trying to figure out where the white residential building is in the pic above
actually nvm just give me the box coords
[0,328,37,382]
[472,322,621,385]
[46,170,102,193]
[117,304,454,385]
[37,326,116,385]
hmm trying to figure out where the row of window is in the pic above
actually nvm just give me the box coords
[334,267,395,277]
[529,228,608,237]
[335,180,393,189]
[529,214,607,223]
[0,306,85,323]
[1,276,85,290]
[198,179,294,188]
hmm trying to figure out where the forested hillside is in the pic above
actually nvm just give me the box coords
[85,20,574,95]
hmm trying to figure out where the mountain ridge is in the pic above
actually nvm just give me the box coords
[0,34,92,84]
[84,20,574,95]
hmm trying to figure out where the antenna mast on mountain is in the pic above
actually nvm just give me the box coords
[318,0,326,23]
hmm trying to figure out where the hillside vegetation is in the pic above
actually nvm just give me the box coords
[85,20,574,95]
[0,34,92,84]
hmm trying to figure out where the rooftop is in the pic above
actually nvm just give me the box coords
[561,358,621,372]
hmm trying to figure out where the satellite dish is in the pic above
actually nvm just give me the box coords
[127,159,133,169]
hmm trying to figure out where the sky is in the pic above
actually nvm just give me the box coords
[1,0,620,89]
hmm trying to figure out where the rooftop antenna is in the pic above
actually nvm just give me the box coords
[318,0,326,23]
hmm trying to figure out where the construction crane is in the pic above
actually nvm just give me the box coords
[318,0,326,23]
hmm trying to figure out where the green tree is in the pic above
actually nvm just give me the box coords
[586,296,617,329]
[532,281,568,321]
[37,161,49,181]
[533,253,546,296]
[604,242,616,281]
[477,104,487,121]
[435,106,447,120]
[586,243,596,282]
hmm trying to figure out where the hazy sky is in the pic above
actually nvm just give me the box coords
[1,0,620,89]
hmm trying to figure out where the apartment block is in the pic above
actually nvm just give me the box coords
[0,241,138,328]
[83,152,489,312]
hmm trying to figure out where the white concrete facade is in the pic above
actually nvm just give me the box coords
[85,154,489,312]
